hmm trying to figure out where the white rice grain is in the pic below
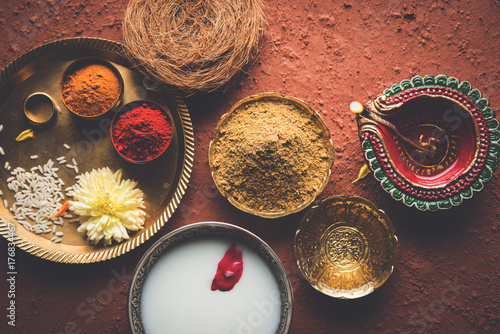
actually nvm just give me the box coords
[4,161,9,169]
[63,144,70,150]
[21,221,33,231]
[30,155,39,160]
[0,124,3,132]
[0,146,4,155]
[53,238,62,243]
[55,231,63,237]
[66,164,74,169]
[6,158,68,239]
[56,156,66,161]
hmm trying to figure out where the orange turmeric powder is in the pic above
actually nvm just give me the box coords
[62,62,121,117]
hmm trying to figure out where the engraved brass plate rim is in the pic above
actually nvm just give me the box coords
[294,195,398,299]
[0,38,195,263]
[208,92,334,219]
[128,221,293,334]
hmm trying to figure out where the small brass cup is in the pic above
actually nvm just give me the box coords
[24,92,57,126]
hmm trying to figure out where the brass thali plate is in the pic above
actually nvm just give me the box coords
[0,38,194,263]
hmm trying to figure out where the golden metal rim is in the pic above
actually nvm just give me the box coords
[23,92,57,125]
[294,195,398,299]
[208,92,334,219]
[0,37,195,264]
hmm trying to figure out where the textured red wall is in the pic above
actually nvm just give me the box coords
[1,0,499,333]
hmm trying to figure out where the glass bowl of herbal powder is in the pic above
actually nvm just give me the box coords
[209,92,334,218]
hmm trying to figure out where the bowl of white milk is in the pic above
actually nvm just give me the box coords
[128,222,293,334]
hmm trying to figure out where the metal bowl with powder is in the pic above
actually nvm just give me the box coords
[209,92,334,218]
[60,57,123,120]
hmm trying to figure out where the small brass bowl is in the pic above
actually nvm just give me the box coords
[24,92,57,125]
[295,196,398,299]
[208,92,334,219]
[110,100,173,164]
[60,57,123,119]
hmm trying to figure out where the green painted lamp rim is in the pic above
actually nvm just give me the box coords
[358,74,499,211]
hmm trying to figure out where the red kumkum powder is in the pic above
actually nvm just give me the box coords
[211,243,244,292]
[112,103,173,162]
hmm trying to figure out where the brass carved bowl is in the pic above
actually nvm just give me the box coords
[295,196,398,299]
[208,92,334,218]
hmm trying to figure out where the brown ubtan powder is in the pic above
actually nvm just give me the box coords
[211,99,332,213]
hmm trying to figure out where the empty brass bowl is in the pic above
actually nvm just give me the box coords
[294,196,398,299]
[24,92,57,125]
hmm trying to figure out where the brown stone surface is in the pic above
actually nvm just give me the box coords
[1,0,499,333]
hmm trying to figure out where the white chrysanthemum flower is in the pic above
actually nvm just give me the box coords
[70,167,146,246]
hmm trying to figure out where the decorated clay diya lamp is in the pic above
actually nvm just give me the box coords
[60,57,123,119]
[128,222,293,334]
[295,196,397,299]
[355,74,500,211]
[111,100,173,164]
